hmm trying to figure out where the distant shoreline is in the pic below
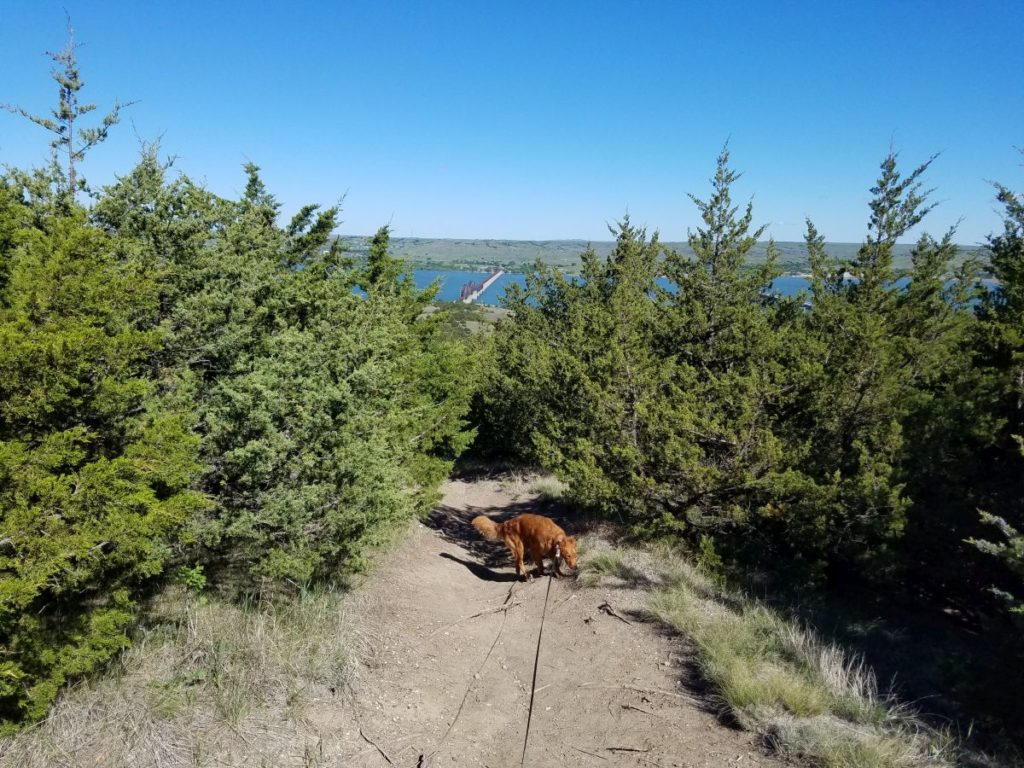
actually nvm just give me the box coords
[339,236,984,248]
[338,236,985,275]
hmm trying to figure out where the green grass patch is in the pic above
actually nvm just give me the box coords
[643,553,953,768]
[580,549,637,587]
[578,537,655,588]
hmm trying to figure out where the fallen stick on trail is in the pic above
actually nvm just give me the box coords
[598,601,632,624]
[577,681,698,702]
[428,600,522,637]
[573,746,609,760]
[358,727,394,765]
[622,703,661,716]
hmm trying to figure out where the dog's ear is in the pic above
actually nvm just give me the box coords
[554,533,565,545]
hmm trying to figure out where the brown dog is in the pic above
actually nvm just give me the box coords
[472,513,577,580]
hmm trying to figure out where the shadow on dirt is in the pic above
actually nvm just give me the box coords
[438,551,519,582]
[636,610,744,725]
[425,486,586,563]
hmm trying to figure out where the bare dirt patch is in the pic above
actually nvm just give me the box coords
[335,476,788,767]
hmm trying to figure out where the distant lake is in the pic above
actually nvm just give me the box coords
[412,271,816,304]
[411,270,998,306]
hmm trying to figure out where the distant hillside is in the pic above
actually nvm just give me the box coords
[338,236,985,275]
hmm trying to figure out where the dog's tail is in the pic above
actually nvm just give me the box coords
[472,515,503,541]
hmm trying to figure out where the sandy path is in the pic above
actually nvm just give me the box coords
[331,477,787,768]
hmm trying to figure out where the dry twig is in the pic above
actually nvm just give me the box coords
[577,682,695,701]
[621,703,660,716]
[598,601,632,624]
[358,727,394,765]
[428,600,522,638]
[573,745,609,760]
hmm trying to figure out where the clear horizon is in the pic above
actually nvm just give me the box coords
[2,1,1021,246]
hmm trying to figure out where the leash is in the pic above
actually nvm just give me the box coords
[424,582,517,766]
[521,573,553,767]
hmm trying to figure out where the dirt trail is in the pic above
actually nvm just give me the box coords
[332,477,786,768]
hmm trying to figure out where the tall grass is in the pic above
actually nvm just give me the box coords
[490,470,569,503]
[648,557,954,768]
[0,588,350,768]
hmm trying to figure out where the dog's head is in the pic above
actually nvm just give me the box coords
[554,534,578,570]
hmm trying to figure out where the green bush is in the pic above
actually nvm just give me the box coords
[480,150,973,581]
[0,214,206,729]
[96,159,482,584]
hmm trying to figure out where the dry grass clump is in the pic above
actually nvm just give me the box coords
[578,536,657,588]
[0,588,350,768]
[494,470,568,503]
[530,475,568,501]
[649,557,955,768]
[580,548,631,586]
[496,469,536,498]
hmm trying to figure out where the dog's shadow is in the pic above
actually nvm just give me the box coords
[438,552,519,582]
[426,477,587,583]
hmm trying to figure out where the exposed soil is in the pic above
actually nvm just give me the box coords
[332,476,789,767]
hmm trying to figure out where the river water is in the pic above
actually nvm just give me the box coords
[411,270,997,306]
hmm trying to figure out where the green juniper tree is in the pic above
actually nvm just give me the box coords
[483,150,793,536]
[655,147,791,539]
[965,176,1024,617]
[533,218,671,518]
[481,216,669,516]
[96,159,480,585]
[0,40,200,729]
[976,179,1024,442]
[0,211,206,730]
[780,153,978,582]
[362,225,407,289]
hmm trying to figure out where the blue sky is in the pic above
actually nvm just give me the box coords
[1,1,1021,244]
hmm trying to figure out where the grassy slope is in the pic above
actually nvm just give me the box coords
[0,589,350,767]
[580,539,958,768]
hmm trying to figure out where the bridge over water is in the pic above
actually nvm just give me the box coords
[459,270,505,303]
